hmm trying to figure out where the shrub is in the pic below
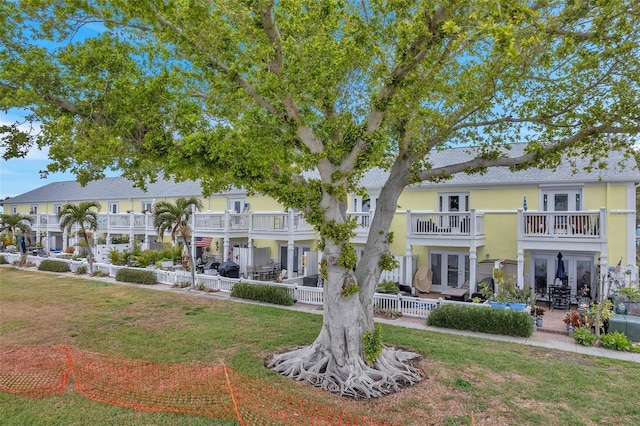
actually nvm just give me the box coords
[230,282,294,306]
[92,270,108,277]
[572,326,596,346]
[75,265,87,275]
[376,280,400,294]
[38,259,70,273]
[0,255,8,264]
[600,331,633,351]
[426,304,533,337]
[115,268,156,285]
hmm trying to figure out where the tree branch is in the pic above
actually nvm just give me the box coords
[259,2,283,75]
[155,13,278,115]
[418,125,638,182]
[365,6,449,138]
[43,94,115,125]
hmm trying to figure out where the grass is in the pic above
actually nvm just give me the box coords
[1,267,640,425]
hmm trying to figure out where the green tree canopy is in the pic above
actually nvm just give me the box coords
[2,0,639,398]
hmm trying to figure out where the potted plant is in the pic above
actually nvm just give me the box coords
[563,311,583,335]
[532,306,546,327]
[614,287,640,316]
[486,268,530,310]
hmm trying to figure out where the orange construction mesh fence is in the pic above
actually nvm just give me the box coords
[0,345,72,398]
[1,345,397,426]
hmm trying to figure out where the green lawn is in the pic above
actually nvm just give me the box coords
[1,267,639,425]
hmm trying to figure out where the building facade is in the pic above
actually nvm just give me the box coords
[3,145,639,300]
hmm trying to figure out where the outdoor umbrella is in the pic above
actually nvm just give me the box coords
[18,236,26,254]
[556,252,565,281]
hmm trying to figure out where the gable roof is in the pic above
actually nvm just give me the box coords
[361,143,640,190]
[3,176,243,205]
[5,144,639,204]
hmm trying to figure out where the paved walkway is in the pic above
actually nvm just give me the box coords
[5,265,639,364]
[157,281,640,364]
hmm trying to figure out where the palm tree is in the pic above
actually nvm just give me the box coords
[57,201,101,273]
[152,197,203,287]
[0,213,33,251]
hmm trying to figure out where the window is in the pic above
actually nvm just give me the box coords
[141,201,153,212]
[30,205,38,214]
[108,203,119,214]
[438,193,469,212]
[11,205,17,214]
[54,204,62,214]
[227,199,244,213]
[541,187,583,211]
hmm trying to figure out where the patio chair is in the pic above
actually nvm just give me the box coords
[246,265,258,280]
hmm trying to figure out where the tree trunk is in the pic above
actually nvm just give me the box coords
[267,158,421,398]
[81,226,94,274]
[267,243,421,398]
[181,235,196,288]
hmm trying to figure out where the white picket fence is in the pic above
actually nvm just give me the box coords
[2,253,475,319]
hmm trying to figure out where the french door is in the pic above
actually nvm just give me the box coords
[431,252,470,288]
[531,252,594,299]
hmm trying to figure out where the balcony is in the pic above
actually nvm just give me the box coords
[96,213,152,234]
[405,210,485,248]
[249,212,315,240]
[28,214,61,232]
[519,209,605,250]
[520,210,603,239]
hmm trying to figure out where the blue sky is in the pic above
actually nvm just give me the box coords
[0,17,112,202]
[0,109,119,201]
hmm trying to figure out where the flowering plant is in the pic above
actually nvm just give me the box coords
[563,311,583,328]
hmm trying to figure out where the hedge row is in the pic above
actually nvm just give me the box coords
[230,282,295,306]
[37,259,70,273]
[427,304,533,337]
[115,268,157,285]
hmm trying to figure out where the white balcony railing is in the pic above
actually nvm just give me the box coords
[21,209,605,242]
[407,210,484,237]
[250,212,313,233]
[520,210,602,239]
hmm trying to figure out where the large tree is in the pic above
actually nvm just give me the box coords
[2,1,639,398]
[57,201,101,273]
[152,196,203,287]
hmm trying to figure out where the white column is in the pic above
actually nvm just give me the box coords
[128,212,134,247]
[405,210,414,287]
[516,248,525,290]
[469,248,478,295]
[287,241,295,278]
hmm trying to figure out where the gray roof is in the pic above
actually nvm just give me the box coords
[4,176,243,204]
[361,143,640,189]
[6,143,639,204]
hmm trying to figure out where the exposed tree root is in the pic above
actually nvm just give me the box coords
[266,344,422,399]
